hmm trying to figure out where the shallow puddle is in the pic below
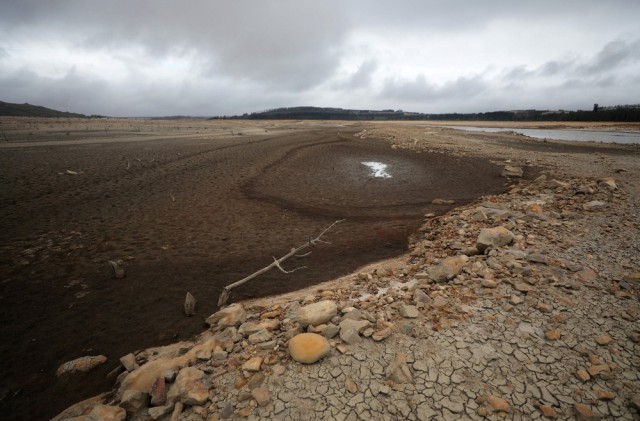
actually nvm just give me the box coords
[361,161,392,178]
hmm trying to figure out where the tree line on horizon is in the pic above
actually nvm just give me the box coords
[2,100,639,121]
[211,104,640,122]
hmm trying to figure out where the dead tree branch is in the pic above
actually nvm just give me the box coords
[217,219,345,307]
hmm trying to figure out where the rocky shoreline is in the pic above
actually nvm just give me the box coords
[53,126,639,421]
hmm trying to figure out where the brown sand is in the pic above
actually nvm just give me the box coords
[0,118,510,419]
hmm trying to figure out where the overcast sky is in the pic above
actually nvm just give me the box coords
[1,1,639,117]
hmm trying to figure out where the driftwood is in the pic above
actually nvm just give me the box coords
[217,219,345,307]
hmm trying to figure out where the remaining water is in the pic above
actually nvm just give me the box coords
[440,125,640,144]
[361,161,392,178]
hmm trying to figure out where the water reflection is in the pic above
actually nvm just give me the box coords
[438,125,640,144]
[361,161,392,178]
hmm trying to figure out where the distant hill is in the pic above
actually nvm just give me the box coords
[0,101,93,118]
[214,105,640,122]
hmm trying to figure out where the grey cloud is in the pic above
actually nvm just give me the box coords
[335,60,378,89]
[380,74,487,102]
[0,1,349,92]
[578,39,640,75]
[1,1,640,115]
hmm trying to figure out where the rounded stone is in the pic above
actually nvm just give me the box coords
[288,333,331,364]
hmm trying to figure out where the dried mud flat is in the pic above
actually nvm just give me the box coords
[2,119,640,420]
[0,118,509,419]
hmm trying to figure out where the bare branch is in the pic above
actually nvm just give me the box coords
[273,257,306,274]
[217,219,345,307]
[295,251,312,258]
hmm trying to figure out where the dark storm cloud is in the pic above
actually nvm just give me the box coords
[1,0,640,115]
[0,1,349,92]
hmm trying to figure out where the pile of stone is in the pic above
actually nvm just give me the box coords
[54,173,640,420]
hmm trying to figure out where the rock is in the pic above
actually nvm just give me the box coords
[539,404,557,418]
[583,201,607,211]
[597,177,617,191]
[52,394,108,421]
[212,346,228,360]
[398,303,419,318]
[514,283,533,293]
[476,227,515,252]
[339,319,371,344]
[246,371,265,390]
[574,403,600,421]
[323,323,340,339]
[272,364,286,376]
[546,329,561,341]
[296,300,337,327]
[432,198,455,205]
[486,395,509,412]
[471,209,488,222]
[345,377,358,393]
[576,268,597,283]
[219,403,234,419]
[528,253,549,264]
[288,333,331,364]
[502,165,523,178]
[372,327,392,342]
[56,355,107,377]
[427,255,468,282]
[148,404,173,420]
[120,353,138,372]
[433,296,447,308]
[576,369,591,382]
[85,405,127,421]
[587,364,610,377]
[170,402,184,421]
[481,279,497,288]
[239,319,281,335]
[251,388,271,407]
[120,389,148,414]
[537,302,552,313]
[242,357,263,372]
[150,376,167,406]
[108,260,126,279]
[386,353,413,384]
[167,367,209,405]
[413,288,432,304]
[206,303,247,327]
[595,389,616,400]
[549,179,569,188]
[248,329,273,344]
[595,335,612,346]
[183,292,196,316]
[510,295,524,305]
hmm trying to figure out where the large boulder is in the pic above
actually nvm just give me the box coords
[296,300,337,327]
[119,339,218,397]
[167,367,209,405]
[476,227,515,252]
[288,333,330,364]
